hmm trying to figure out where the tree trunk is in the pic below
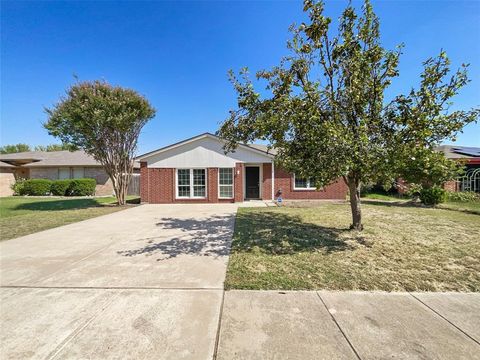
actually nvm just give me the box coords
[347,176,363,231]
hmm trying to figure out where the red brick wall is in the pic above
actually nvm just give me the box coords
[443,180,458,192]
[208,168,218,203]
[262,163,272,200]
[148,168,174,203]
[273,167,348,200]
[234,163,244,203]
[141,163,347,203]
[141,167,235,204]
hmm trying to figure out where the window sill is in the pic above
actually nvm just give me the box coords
[176,197,207,200]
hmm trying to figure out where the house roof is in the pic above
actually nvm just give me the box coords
[136,132,275,160]
[246,143,278,156]
[0,161,15,168]
[436,145,480,159]
[0,150,140,168]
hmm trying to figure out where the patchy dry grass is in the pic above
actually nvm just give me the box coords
[225,201,480,292]
[0,196,139,241]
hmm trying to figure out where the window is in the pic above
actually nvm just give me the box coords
[193,169,206,197]
[294,174,316,190]
[177,169,191,197]
[218,168,234,198]
[72,168,85,179]
[58,168,70,180]
[58,167,85,179]
[176,169,207,198]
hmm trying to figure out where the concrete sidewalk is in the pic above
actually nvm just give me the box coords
[216,291,480,360]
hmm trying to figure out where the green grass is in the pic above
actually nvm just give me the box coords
[0,196,139,241]
[361,193,404,201]
[362,192,480,215]
[439,201,480,215]
[226,201,480,292]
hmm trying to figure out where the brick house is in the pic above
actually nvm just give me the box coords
[136,133,348,203]
[437,145,480,192]
[0,150,140,197]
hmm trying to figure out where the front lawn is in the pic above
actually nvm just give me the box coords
[226,202,480,292]
[0,196,139,241]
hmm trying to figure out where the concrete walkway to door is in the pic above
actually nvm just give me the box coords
[0,204,238,359]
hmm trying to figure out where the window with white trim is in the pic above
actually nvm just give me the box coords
[218,168,234,198]
[293,174,316,190]
[176,169,207,198]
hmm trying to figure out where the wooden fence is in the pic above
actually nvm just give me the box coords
[127,174,140,196]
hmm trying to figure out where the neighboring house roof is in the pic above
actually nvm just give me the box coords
[0,161,15,168]
[136,132,275,160]
[0,150,140,168]
[436,145,480,159]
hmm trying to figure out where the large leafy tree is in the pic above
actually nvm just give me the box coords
[45,80,156,205]
[0,143,31,154]
[218,0,478,230]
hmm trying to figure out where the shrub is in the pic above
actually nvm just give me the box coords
[11,178,27,195]
[67,178,96,196]
[405,183,422,198]
[446,191,480,203]
[22,179,52,196]
[50,179,72,196]
[419,186,446,205]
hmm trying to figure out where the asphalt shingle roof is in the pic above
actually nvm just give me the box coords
[0,150,140,168]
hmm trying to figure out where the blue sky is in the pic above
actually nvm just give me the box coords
[1,0,479,154]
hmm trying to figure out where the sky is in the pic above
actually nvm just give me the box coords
[1,0,479,154]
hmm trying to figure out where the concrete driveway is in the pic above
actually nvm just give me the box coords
[0,204,238,359]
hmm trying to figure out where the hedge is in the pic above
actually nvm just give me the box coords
[22,179,53,196]
[66,178,96,196]
[446,191,480,203]
[50,179,72,196]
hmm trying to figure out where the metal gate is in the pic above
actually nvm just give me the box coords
[458,168,480,193]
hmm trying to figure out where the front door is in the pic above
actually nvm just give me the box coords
[245,166,260,199]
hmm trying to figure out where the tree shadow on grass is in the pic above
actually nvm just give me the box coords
[361,199,421,208]
[232,210,359,255]
[14,198,103,211]
[362,199,480,215]
[13,197,140,211]
[117,214,236,261]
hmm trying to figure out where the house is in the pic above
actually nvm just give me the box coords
[437,145,480,192]
[0,150,140,197]
[136,133,348,203]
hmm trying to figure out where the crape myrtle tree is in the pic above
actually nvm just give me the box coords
[45,80,156,205]
[218,0,478,230]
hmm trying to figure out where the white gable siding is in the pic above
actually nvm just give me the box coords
[145,137,272,168]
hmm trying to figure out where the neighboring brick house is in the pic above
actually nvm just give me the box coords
[436,145,480,193]
[0,161,16,197]
[0,150,140,197]
[136,133,348,203]
[396,145,480,195]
